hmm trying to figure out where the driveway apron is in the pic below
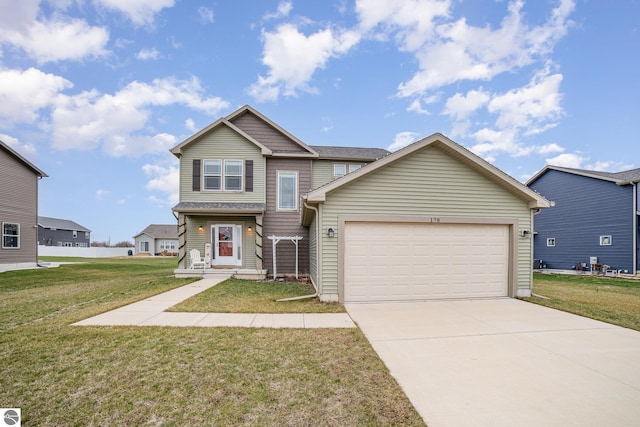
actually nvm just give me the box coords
[346,299,640,427]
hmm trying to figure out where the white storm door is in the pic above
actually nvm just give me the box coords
[212,224,242,266]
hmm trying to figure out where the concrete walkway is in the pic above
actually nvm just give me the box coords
[73,276,355,328]
[347,299,640,427]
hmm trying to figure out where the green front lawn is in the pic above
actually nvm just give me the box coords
[525,273,640,331]
[168,278,346,313]
[0,258,423,426]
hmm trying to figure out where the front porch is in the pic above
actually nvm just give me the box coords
[174,267,267,280]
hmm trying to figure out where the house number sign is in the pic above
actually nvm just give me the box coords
[430,217,441,223]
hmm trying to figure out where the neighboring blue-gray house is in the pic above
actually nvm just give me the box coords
[527,166,640,274]
[38,216,91,247]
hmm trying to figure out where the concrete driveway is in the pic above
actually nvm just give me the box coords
[346,299,640,427]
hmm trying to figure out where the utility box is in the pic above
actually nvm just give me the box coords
[589,256,598,265]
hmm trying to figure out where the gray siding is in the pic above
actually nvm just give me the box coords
[0,149,39,264]
[262,158,312,276]
[529,170,635,272]
[135,235,154,254]
[317,145,532,296]
[39,227,90,247]
[179,125,266,204]
[231,112,309,153]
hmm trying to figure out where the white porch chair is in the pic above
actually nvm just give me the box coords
[189,248,206,269]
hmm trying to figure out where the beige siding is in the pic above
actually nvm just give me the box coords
[263,158,312,275]
[231,112,308,153]
[0,149,39,264]
[184,215,257,269]
[312,160,333,189]
[179,126,266,203]
[318,145,532,296]
[309,214,317,284]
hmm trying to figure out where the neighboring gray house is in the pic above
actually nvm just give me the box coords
[527,166,640,274]
[133,224,179,255]
[171,105,551,302]
[38,216,91,247]
[0,140,48,271]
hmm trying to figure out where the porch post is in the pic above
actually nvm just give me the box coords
[177,213,187,269]
[255,214,263,270]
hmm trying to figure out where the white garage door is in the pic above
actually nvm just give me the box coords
[344,222,509,302]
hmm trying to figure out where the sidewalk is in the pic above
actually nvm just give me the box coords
[73,276,355,329]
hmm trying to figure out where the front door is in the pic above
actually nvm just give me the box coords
[212,224,242,266]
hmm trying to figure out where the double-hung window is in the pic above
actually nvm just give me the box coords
[278,171,298,211]
[203,159,243,191]
[203,160,222,190]
[2,222,19,249]
[224,160,243,191]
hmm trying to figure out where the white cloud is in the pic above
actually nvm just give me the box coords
[443,89,490,120]
[536,143,564,154]
[0,2,109,64]
[96,189,110,199]
[50,76,229,156]
[142,162,179,206]
[0,133,38,157]
[585,160,635,172]
[0,67,72,125]
[248,23,360,102]
[546,152,585,168]
[185,118,198,132]
[95,0,176,26]
[393,0,575,97]
[136,48,161,60]
[264,1,293,20]
[388,131,420,152]
[198,6,214,24]
[407,99,430,115]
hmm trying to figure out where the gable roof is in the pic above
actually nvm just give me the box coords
[310,145,390,161]
[169,117,273,158]
[1,140,48,177]
[527,165,640,186]
[225,105,318,157]
[305,133,552,209]
[38,216,90,232]
[133,224,178,239]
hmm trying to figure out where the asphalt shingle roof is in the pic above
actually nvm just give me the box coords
[172,202,266,213]
[134,224,178,239]
[309,145,391,161]
[38,216,90,232]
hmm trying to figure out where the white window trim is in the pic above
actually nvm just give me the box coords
[73,230,77,238]
[277,171,298,211]
[599,235,612,246]
[348,164,361,173]
[223,159,244,192]
[2,222,20,249]
[333,164,346,177]
[546,238,556,247]
[202,159,244,192]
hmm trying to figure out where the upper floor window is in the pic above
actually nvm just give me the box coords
[203,159,243,191]
[73,230,77,238]
[278,171,298,211]
[599,235,612,246]
[546,238,556,247]
[85,232,89,239]
[334,163,362,178]
[2,222,19,249]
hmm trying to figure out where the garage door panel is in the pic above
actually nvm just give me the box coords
[344,222,509,302]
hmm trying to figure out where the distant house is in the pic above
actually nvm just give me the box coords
[0,140,48,270]
[38,216,91,247]
[527,166,640,275]
[133,224,178,255]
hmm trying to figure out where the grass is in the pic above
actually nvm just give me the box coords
[524,273,640,331]
[168,278,346,313]
[0,257,424,426]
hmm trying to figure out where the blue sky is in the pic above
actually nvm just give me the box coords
[1,0,638,244]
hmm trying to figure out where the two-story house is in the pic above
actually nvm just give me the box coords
[38,216,91,247]
[0,140,48,271]
[527,166,640,275]
[172,105,551,303]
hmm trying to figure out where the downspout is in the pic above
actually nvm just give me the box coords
[277,200,319,302]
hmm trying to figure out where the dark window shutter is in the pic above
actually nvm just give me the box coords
[245,160,253,192]
[192,159,201,191]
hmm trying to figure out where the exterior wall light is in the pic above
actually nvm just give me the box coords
[198,225,204,232]
[247,226,253,232]
[327,227,335,238]
[521,229,531,238]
